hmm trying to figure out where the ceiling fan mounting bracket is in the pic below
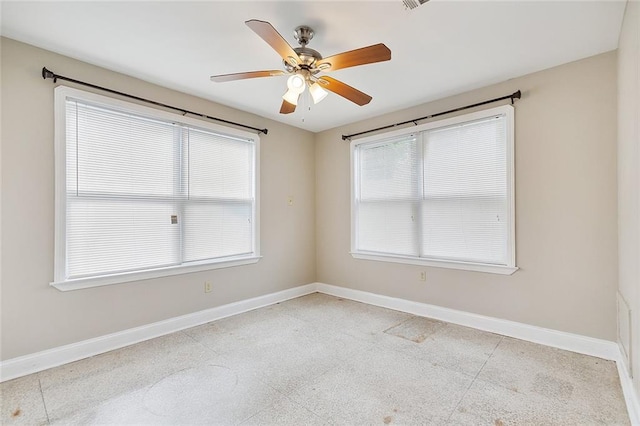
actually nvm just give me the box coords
[293,25,314,47]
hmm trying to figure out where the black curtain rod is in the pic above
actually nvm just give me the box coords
[342,90,521,141]
[42,67,268,135]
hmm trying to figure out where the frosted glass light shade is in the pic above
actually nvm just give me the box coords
[309,82,328,104]
[282,89,300,105]
[287,74,306,92]
[283,74,306,105]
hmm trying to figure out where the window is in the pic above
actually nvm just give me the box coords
[351,105,516,274]
[53,87,260,290]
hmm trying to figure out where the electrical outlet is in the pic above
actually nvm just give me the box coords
[204,281,212,293]
[420,271,426,281]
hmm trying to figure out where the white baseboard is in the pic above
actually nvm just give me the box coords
[1,281,638,425]
[0,283,316,382]
[315,282,639,425]
[615,352,640,426]
[315,283,619,360]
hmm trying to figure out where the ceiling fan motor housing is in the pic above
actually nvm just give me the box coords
[283,26,323,73]
[296,47,322,67]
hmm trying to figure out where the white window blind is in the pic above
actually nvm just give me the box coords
[357,135,420,256]
[352,105,515,274]
[55,87,259,288]
[422,116,507,264]
[183,128,254,263]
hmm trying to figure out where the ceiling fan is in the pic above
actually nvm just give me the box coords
[210,20,391,114]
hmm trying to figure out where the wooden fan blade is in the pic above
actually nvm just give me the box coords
[317,43,391,72]
[245,20,301,67]
[317,76,372,106]
[280,100,297,114]
[210,70,284,82]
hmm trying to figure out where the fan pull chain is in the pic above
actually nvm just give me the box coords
[301,89,311,123]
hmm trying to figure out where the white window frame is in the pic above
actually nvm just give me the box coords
[350,104,517,275]
[52,86,261,291]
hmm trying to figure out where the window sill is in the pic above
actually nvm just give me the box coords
[51,256,262,291]
[351,252,518,275]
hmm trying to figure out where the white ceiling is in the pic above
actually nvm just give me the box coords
[1,1,627,133]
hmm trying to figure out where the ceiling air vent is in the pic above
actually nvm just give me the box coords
[403,0,429,10]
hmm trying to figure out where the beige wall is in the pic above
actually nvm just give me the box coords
[0,36,624,361]
[0,38,316,360]
[617,0,640,396]
[316,51,618,341]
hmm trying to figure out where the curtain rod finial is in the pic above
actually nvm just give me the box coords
[42,67,55,80]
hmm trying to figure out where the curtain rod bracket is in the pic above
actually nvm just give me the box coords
[41,67,268,136]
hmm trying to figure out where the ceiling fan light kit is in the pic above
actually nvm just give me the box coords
[282,73,328,106]
[210,19,391,115]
